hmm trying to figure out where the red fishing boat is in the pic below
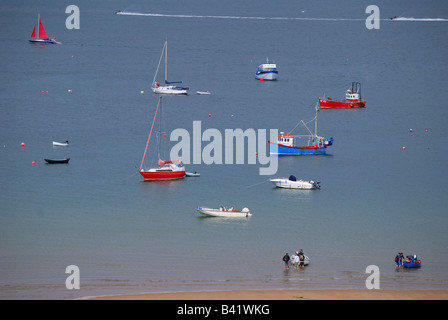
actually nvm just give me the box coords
[29,14,60,44]
[139,97,185,181]
[319,82,366,109]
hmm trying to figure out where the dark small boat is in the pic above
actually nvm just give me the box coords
[44,158,70,164]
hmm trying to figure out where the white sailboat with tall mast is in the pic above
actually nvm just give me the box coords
[151,40,189,95]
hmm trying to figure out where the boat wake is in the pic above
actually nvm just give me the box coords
[117,12,448,23]
[116,11,367,21]
[392,17,448,22]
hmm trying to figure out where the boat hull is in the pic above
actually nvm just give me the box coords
[319,98,366,109]
[44,158,70,164]
[53,141,69,147]
[29,38,59,44]
[403,261,422,268]
[268,142,327,155]
[152,86,189,95]
[255,71,278,81]
[140,170,185,181]
[196,207,252,218]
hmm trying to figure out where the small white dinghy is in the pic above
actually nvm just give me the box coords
[196,91,211,95]
[291,252,311,266]
[196,206,252,218]
[53,140,69,147]
[186,172,200,177]
[270,175,320,190]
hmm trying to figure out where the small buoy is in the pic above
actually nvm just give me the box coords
[208,114,212,118]
[162,134,166,138]
[32,161,35,166]
[41,91,45,94]
[141,90,144,94]
[231,114,234,117]
[402,146,406,150]
[425,129,428,132]
[409,128,413,132]
[46,91,48,94]
[255,152,258,156]
[259,78,264,82]
[68,89,72,93]
[21,142,25,148]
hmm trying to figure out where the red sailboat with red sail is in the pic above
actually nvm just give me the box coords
[29,14,60,44]
[319,82,366,109]
[139,97,186,181]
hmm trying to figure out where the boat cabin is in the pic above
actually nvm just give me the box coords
[258,63,277,72]
[277,132,295,147]
[345,82,362,101]
[276,132,333,148]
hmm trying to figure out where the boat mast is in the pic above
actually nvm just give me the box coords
[37,14,40,38]
[152,41,166,87]
[157,96,162,160]
[140,97,161,170]
[165,40,168,83]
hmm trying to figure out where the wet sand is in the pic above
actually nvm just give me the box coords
[88,289,448,300]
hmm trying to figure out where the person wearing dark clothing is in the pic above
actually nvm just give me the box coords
[282,253,290,270]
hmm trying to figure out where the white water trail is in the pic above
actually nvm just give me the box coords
[116,11,367,21]
[392,17,448,22]
[117,12,448,23]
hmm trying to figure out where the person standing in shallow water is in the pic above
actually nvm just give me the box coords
[282,253,290,270]
[298,249,305,269]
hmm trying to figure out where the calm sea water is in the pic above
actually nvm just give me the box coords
[1,0,448,299]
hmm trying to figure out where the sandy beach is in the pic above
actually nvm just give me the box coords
[88,289,448,300]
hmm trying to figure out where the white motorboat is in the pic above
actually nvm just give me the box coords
[53,140,69,147]
[196,206,252,218]
[270,175,320,190]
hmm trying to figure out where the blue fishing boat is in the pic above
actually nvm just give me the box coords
[268,103,333,156]
[255,58,278,81]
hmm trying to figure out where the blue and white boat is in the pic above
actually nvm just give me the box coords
[255,58,278,81]
[403,255,422,268]
[268,103,333,156]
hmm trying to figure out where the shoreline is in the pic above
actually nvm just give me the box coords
[86,289,448,300]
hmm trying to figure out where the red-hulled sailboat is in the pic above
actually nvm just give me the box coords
[319,82,366,109]
[139,97,186,181]
[29,14,60,44]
